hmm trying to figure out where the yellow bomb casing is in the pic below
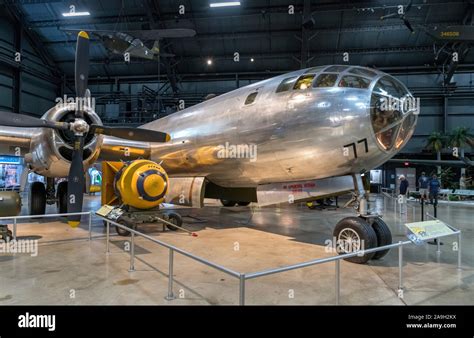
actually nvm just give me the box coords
[115,160,168,209]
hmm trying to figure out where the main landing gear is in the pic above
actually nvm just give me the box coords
[28,179,69,215]
[332,175,392,264]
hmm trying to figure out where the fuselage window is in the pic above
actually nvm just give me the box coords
[293,74,315,90]
[314,73,338,87]
[338,75,371,89]
[276,77,297,93]
[245,92,258,105]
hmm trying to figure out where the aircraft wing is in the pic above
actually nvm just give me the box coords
[0,126,35,156]
[125,29,196,40]
[98,135,152,162]
[60,28,196,40]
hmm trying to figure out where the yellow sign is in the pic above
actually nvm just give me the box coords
[405,220,454,241]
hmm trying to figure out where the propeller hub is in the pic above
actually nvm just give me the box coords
[70,118,89,135]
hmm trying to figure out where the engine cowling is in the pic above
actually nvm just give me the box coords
[114,160,168,209]
[24,102,103,177]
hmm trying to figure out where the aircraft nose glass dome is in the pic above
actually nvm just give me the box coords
[370,76,417,151]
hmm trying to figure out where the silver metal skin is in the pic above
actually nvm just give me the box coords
[141,65,418,187]
[0,65,417,190]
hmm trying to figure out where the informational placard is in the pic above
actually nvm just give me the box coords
[95,205,115,218]
[405,220,455,244]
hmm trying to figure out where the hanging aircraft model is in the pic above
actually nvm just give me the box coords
[0,32,419,263]
[61,28,196,60]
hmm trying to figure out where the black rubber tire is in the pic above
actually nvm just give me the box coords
[116,220,131,237]
[333,216,377,264]
[29,182,46,215]
[220,199,237,207]
[56,181,68,214]
[371,217,392,260]
[165,212,183,231]
[237,201,251,206]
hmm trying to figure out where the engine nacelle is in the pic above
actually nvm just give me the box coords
[24,102,103,177]
[114,160,168,209]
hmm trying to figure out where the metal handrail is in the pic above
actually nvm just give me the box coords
[0,211,92,241]
[98,215,240,278]
[97,211,462,306]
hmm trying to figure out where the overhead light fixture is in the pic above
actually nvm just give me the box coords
[250,58,254,62]
[62,11,90,17]
[210,2,241,8]
[207,59,213,65]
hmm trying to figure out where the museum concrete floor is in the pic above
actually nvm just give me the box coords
[0,194,472,305]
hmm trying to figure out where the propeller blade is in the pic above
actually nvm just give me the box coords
[90,125,171,142]
[67,135,85,227]
[0,111,69,130]
[403,19,414,33]
[380,12,398,20]
[75,31,90,111]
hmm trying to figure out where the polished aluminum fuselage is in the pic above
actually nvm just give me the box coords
[142,67,413,187]
[0,66,416,187]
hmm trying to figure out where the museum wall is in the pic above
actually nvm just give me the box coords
[0,11,59,116]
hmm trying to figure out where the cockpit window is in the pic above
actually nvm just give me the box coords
[373,76,407,98]
[348,67,377,78]
[293,74,315,90]
[370,76,416,151]
[276,77,297,93]
[304,66,325,74]
[245,92,258,105]
[338,75,371,89]
[313,73,338,87]
[325,65,348,72]
[395,114,417,149]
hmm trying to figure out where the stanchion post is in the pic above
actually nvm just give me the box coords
[335,260,340,305]
[398,242,404,293]
[129,231,135,272]
[239,274,246,306]
[457,232,462,270]
[88,212,92,241]
[13,218,17,241]
[106,221,110,254]
[165,248,176,301]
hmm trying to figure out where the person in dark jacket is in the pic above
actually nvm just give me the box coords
[399,175,409,214]
[429,174,441,206]
[418,172,429,200]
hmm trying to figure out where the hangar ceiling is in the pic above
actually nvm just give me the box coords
[4,0,474,82]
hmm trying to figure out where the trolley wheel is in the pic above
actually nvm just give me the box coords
[29,182,46,215]
[116,220,132,237]
[370,217,392,260]
[220,199,237,207]
[333,216,377,264]
[164,212,183,231]
[237,201,251,206]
